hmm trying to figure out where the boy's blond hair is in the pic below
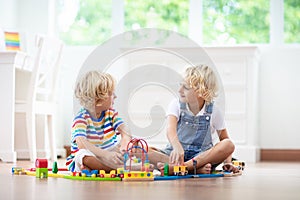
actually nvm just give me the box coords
[75,70,116,109]
[184,65,218,103]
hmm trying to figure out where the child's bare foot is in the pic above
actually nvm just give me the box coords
[222,163,240,173]
[232,166,241,174]
[196,163,211,174]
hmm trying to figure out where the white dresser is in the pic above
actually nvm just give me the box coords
[0,51,28,162]
[113,46,260,163]
[205,46,260,162]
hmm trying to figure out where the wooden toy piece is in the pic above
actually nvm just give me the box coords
[36,168,48,178]
[154,175,189,181]
[12,167,26,175]
[121,138,154,181]
[173,165,188,176]
[160,163,169,176]
[122,171,154,181]
[26,171,36,176]
[125,138,149,171]
[67,170,121,181]
[28,167,68,172]
[27,169,121,180]
[35,158,48,178]
[52,161,58,174]
[192,158,197,175]
[64,175,121,181]
[232,160,246,170]
[117,168,125,178]
[190,173,224,178]
[35,158,48,168]
[142,159,151,172]
[164,163,169,176]
[26,170,66,178]
[48,173,65,178]
[99,170,117,178]
[154,173,224,181]
[82,169,99,178]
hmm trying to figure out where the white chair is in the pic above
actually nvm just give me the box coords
[15,35,63,162]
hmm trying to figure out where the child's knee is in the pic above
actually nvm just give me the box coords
[82,155,97,166]
[224,139,235,154]
[218,139,235,155]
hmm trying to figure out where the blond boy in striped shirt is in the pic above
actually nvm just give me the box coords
[66,71,131,172]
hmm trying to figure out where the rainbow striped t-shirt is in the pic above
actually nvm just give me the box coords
[66,107,124,172]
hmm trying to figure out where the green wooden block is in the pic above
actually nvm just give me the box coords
[164,163,169,176]
[52,161,58,174]
[36,168,48,178]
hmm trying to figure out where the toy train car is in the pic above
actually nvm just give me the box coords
[71,168,153,181]
[72,169,118,178]
[12,167,26,175]
[173,165,188,176]
[99,170,117,178]
[232,161,245,170]
[81,169,99,177]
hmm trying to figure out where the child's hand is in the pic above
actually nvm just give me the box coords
[119,137,131,153]
[103,151,124,168]
[119,144,127,154]
[170,147,184,165]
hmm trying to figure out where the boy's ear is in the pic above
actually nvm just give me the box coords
[95,99,103,106]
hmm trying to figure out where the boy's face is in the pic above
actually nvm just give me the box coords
[95,92,116,112]
[178,82,198,104]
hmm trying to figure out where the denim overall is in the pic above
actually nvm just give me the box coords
[164,101,214,161]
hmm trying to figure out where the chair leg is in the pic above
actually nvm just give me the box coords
[47,114,57,161]
[25,111,37,162]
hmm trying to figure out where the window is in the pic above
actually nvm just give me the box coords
[56,0,299,46]
[58,0,112,45]
[284,0,300,43]
[124,0,189,36]
[202,0,270,45]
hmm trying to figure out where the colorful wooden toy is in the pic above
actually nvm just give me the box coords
[35,158,48,178]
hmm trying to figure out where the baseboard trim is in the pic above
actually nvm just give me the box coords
[16,148,66,160]
[260,149,300,161]
[233,145,260,163]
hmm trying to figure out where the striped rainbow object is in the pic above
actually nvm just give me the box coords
[4,31,20,51]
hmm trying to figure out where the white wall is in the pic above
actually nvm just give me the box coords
[1,1,300,158]
[259,46,300,149]
[58,46,95,147]
[0,0,17,28]
[1,0,48,53]
[0,0,17,50]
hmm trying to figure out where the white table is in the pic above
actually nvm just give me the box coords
[0,51,28,162]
